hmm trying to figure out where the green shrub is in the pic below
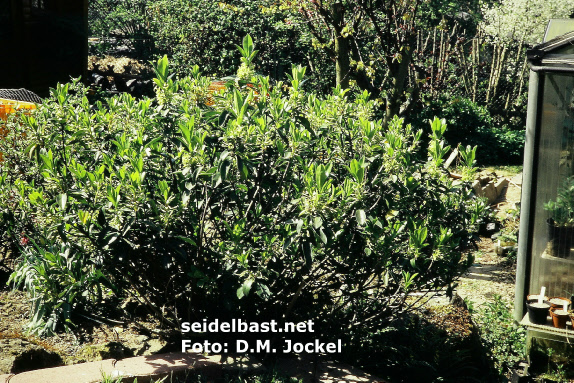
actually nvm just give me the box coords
[89,0,334,93]
[412,96,525,165]
[2,50,485,342]
[475,295,526,377]
[89,0,153,55]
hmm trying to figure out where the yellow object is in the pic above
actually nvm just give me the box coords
[0,98,36,121]
[206,81,227,106]
[0,98,36,163]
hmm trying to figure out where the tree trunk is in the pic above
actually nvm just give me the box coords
[384,47,413,126]
[333,2,350,89]
[335,34,351,89]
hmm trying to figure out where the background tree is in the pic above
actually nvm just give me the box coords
[291,0,482,125]
[481,0,574,45]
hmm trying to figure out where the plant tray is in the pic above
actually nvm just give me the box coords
[541,249,574,264]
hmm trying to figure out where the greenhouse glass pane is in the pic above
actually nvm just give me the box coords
[531,73,574,300]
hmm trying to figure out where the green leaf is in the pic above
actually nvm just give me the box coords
[296,219,304,234]
[175,235,197,246]
[220,159,231,183]
[56,194,67,211]
[319,228,328,244]
[356,209,366,226]
[237,279,254,299]
[255,283,271,300]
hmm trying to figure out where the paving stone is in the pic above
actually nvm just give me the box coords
[112,352,224,383]
[4,351,381,383]
[8,359,115,383]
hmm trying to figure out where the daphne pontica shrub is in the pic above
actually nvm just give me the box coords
[0,58,485,343]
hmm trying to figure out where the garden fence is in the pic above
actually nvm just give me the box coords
[414,25,529,115]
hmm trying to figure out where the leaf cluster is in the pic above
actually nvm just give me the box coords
[545,176,574,227]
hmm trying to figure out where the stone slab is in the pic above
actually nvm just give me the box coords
[472,180,482,196]
[112,352,226,383]
[4,351,381,383]
[8,359,115,383]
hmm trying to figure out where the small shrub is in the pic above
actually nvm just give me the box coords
[475,295,526,377]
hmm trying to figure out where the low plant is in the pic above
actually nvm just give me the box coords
[544,176,574,226]
[9,242,112,335]
[475,295,526,378]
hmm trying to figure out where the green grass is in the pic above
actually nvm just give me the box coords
[478,165,522,178]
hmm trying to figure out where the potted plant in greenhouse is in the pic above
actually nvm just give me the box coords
[527,287,551,325]
[544,176,574,258]
[550,306,570,329]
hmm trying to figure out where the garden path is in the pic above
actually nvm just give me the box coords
[457,170,522,309]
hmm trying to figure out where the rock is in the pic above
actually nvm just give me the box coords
[479,222,498,236]
[0,338,63,374]
[483,182,498,204]
[124,336,167,356]
[495,178,509,195]
[450,293,468,310]
[128,335,150,356]
[77,342,133,362]
[144,338,167,355]
[472,180,482,196]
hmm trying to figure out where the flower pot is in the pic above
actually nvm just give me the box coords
[550,307,569,329]
[547,219,574,258]
[527,294,549,304]
[547,297,571,309]
[526,302,550,325]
